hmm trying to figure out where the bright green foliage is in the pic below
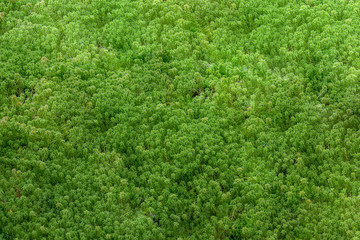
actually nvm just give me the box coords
[1,0,360,239]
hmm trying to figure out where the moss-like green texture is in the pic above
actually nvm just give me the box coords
[1,0,360,239]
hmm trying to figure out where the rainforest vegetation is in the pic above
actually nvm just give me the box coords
[1,0,360,239]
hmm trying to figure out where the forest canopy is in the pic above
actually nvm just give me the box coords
[1,0,360,239]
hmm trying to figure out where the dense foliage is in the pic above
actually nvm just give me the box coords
[1,0,360,239]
